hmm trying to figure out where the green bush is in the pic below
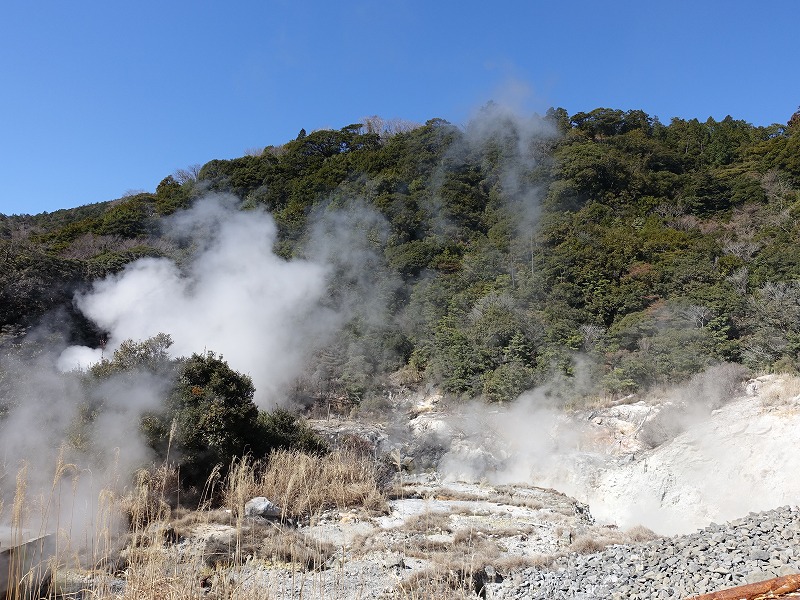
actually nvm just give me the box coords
[163,351,260,486]
[255,408,327,456]
[83,335,327,489]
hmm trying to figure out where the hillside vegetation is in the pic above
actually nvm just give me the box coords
[2,106,800,409]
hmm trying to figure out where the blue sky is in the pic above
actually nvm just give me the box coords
[1,1,797,215]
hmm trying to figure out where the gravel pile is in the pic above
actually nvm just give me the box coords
[491,505,800,599]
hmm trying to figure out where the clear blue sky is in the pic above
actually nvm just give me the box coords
[1,1,797,215]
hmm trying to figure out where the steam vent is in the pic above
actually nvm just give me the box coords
[0,528,54,597]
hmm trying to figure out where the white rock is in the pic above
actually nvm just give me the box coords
[244,497,282,518]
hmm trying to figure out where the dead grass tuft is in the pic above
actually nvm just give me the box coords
[200,520,335,571]
[398,533,532,600]
[393,514,556,599]
[568,534,607,555]
[400,566,478,600]
[625,524,659,543]
[223,454,260,518]
[259,527,335,571]
[569,524,658,554]
[395,485,547,513]
[120,464,180,530]
[224,449,387,519]
[402,511,453,534]
[493,553,555,571]
[760,374,800,407]
[170,508,234,533]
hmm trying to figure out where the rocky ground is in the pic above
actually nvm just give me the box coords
[552,374,800,535]
[491,505,800,599]
[128,475,607,599]
[84,480,799,600]
[387,372,800,537]
[36,373,800,598]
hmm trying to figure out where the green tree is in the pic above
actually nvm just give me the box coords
[89,332,175,378]
[95,194,155,237]
[155,175,191,215]
[165,351,259,486]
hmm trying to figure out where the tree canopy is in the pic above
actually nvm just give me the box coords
[3,108,800,410]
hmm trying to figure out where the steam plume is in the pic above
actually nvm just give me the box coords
[58,194,337,407]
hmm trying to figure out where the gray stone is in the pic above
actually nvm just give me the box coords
[492,504,800,599]
[749,549,770,562]
[744,570,773,585]
[244,496,283,518]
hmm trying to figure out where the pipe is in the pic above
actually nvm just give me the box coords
[685,574,800,600]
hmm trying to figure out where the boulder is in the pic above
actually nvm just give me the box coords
[244,497,283,519]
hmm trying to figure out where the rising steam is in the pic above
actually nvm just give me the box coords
[58,194,339,408]
[1,193,391,540]
[432,363,800,536]
[4,101,797,551]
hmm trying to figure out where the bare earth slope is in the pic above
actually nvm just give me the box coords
[541,375,800,535]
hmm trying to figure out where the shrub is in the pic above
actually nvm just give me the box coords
[164,351,260,488]
[254,408,327,456]
[87,336,332,497]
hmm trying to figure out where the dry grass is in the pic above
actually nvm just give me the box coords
[91,508,336,599]
[476,524,538,539]
[197,521,335,572]
[170,508,233,534]
[222,454,259,518]
[399,566,479,600]
[624,524,660,542]
[400,521,657,598]
[257,527,335,571]
[2,457,124,600]
[561,391,640,413]
[224,449,387,519]
[396,531,552,600]
[391,514,516,559]
[493,553,555,571]
[97,550,272,600]
[393,484,546,512]
[568,524,658,554]
[120,464,181,529]
[91,511,335,599]
[759,374,800,407]
[3,447,662,600]
[401,511,453,534]
[397,535,499,598]
[3,449,388,600]
[390,506,558,599]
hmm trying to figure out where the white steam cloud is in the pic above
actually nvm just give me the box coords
[431,365,800,536]
[59,195,338,407]
[0,347,165,541]
[1,193,393,542]
[10,101,792,549]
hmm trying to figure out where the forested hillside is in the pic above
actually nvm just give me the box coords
[3,106,800,408]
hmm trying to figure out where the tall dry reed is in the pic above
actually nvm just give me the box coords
[225,449,387,519]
